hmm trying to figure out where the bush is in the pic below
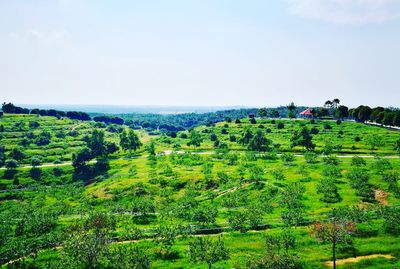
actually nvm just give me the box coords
[266,128,271,133]
[277,122,284,129]
[250,118,257,124]
[310,127,319,134]
[336,119,342,125]
[323,124,332,130]
[351,156,366,166]
[304,151,318,163]
[354,136,361,142]
[180,133,188,139]
[229,135,236,142]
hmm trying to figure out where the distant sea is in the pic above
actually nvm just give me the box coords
[20,104,248,115]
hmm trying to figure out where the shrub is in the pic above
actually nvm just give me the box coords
[336,120,342,125]
[323,124,332,130]
[266,128,272,133]
[304,151,318,163]
[310,127,319,134]
[351,156,366,166]
[277,122,284,129]
[354,136,361,142]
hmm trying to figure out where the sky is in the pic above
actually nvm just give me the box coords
[0,0,400,108]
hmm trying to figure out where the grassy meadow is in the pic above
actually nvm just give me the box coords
[0,114,399,268]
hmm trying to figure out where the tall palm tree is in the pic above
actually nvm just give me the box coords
[332,99,340,109]
[324,100,333,108]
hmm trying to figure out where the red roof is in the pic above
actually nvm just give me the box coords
[300,109,313,115]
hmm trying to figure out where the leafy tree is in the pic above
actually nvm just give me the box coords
[269,109,280,118]
[189,236,229,269]
[86,129,106,157]
[120,129,142,154]
[146,141,156,156]
[248,130,272,152]
[365,135,384,150]
[351,156,366,166]
[5,159,18,170]
[335,105,349,119]
[246,230,301,269]
[62,228,110,268]
[372,157,392,175]
[346,168,374,202]
[280,183,305,227]
[154,224,181,257]
[72,147,93,171]
[30,156,42,168]
[395,139,400,154]
[378,206,400,235]
[109,245,150,269]
[281,152,295,165]
[191,205,218,227]
[227,211,249,233]
[287,102,296,118]
[0,145,6,167]
[210,133,217,141]
[317,178,341,203]
[304,151,318,163]
[382,172,399,193]
[187,130,203,148]
[9,147,25,161]
[239,128,253,145]
[291,126,315,150]
[353,105,372,122]
[35,131,51,146]
[258,108,268,118]
[312,214,356,269]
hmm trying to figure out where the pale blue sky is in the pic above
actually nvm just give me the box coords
[1,0,400,107]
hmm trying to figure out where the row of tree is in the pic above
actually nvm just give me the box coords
[2,102,91,121]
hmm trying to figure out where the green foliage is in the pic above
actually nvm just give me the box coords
[189,236,229,269]
[317,178,341,203]
[280,183,305,227]
[291,126,315,150]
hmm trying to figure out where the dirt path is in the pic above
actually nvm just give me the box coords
[324,254,394,267]
[375,189,389,205]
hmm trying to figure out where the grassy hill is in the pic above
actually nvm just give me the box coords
[0,114,399,268]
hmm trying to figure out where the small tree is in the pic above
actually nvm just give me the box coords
[304,151,318,163]
[187,130,203,148]
[189,236,229,269]
[248,130,272,152]
[317,178,341,203]
[291,126,315,150]
[5,159,18,170]
[312,215,356,269]
[365,135,384,150]
[30,156,42,168]
[120,129,142,155]
[280,183,305,227]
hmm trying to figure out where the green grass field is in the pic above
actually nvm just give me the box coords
[1,114,399,269]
